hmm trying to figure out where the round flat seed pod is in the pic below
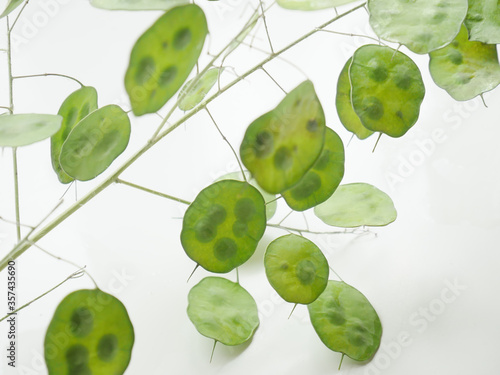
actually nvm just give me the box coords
[282,127,345,211]
[187,277,259,346]
[314,183,397,228]
[350,45,425,138]
[44,289,134,375]
[429,25,500,101]
[90,0,188,10]
[308,280,382,362]
[465,0,500,44]
[178,68,221,111]
[277,0,357,10]
[51,86,98,184]
[240,80,326,194]
[59,105,131,181]
[0,114,62,147]
[264,234,329,304]
[216,171,277,221]
[181,180,266,273]
[125,4,208,116]
[336,57,374,140]
[368,0,468,54]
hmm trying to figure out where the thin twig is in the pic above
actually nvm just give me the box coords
[9,0,30,31]
[259,0,274,54]
[266,195,282,206]
[372,133,383,153]
[241,41,310,79]
[261,67,287,94]
[0,216,34,229]
[12,148,20,241]
[278,210,293,226]
[205,107,247,181]
[319,29,390,47]
[13,73,84,87]
[329,266,344,282]
[116,179,191,205]
[0,268,85,323]
[267,223,363,236]
[23,200,64,240]
[302,212,310,232]
[32,243,99,289]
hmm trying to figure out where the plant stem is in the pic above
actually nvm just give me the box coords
[7,17,13,114]
[12,148,21,242]
[372,132,383,153]
[116,179,191,205]
[259,0,274,54]
[319,29,390,47]
[266,195,282,205]
[12,73,84,87]
[329,266,344,283]
[267,223,363,236]
[0,269,84,323]
[0,2,367,273]
[5,15,22,244]
[7,17,21,243]
[205,107,247,181]
[0,216,33,229]
[261,66,287,94]
[9,0,30,32]
[288,303,298,319]
[32,243,99,289]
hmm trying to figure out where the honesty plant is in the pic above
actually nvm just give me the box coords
[0,0,498,373]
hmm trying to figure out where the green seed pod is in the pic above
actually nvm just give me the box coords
[314,183,397,227]
[59,105,130,181]
[465,0,500,44]
[125,4,208,115]
[282,127,345,211]
[52,86,98,184]
[44,289,134,375]
[368,0,467,54]
[265,234,329,304]
[350,45,425,138]
[0,114,62,147]
[240,80,326,194]
[308,280,382,362]
[429,25,500,101]
[181,180,267,273]
[187,277,259,346]
[336,57,374,140]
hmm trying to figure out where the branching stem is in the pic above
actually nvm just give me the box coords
[0,269,85,323]
[9,0,30,31]
[0,2,367,273]
[36,244,98,288]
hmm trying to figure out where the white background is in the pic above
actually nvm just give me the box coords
[1,0,500,374]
